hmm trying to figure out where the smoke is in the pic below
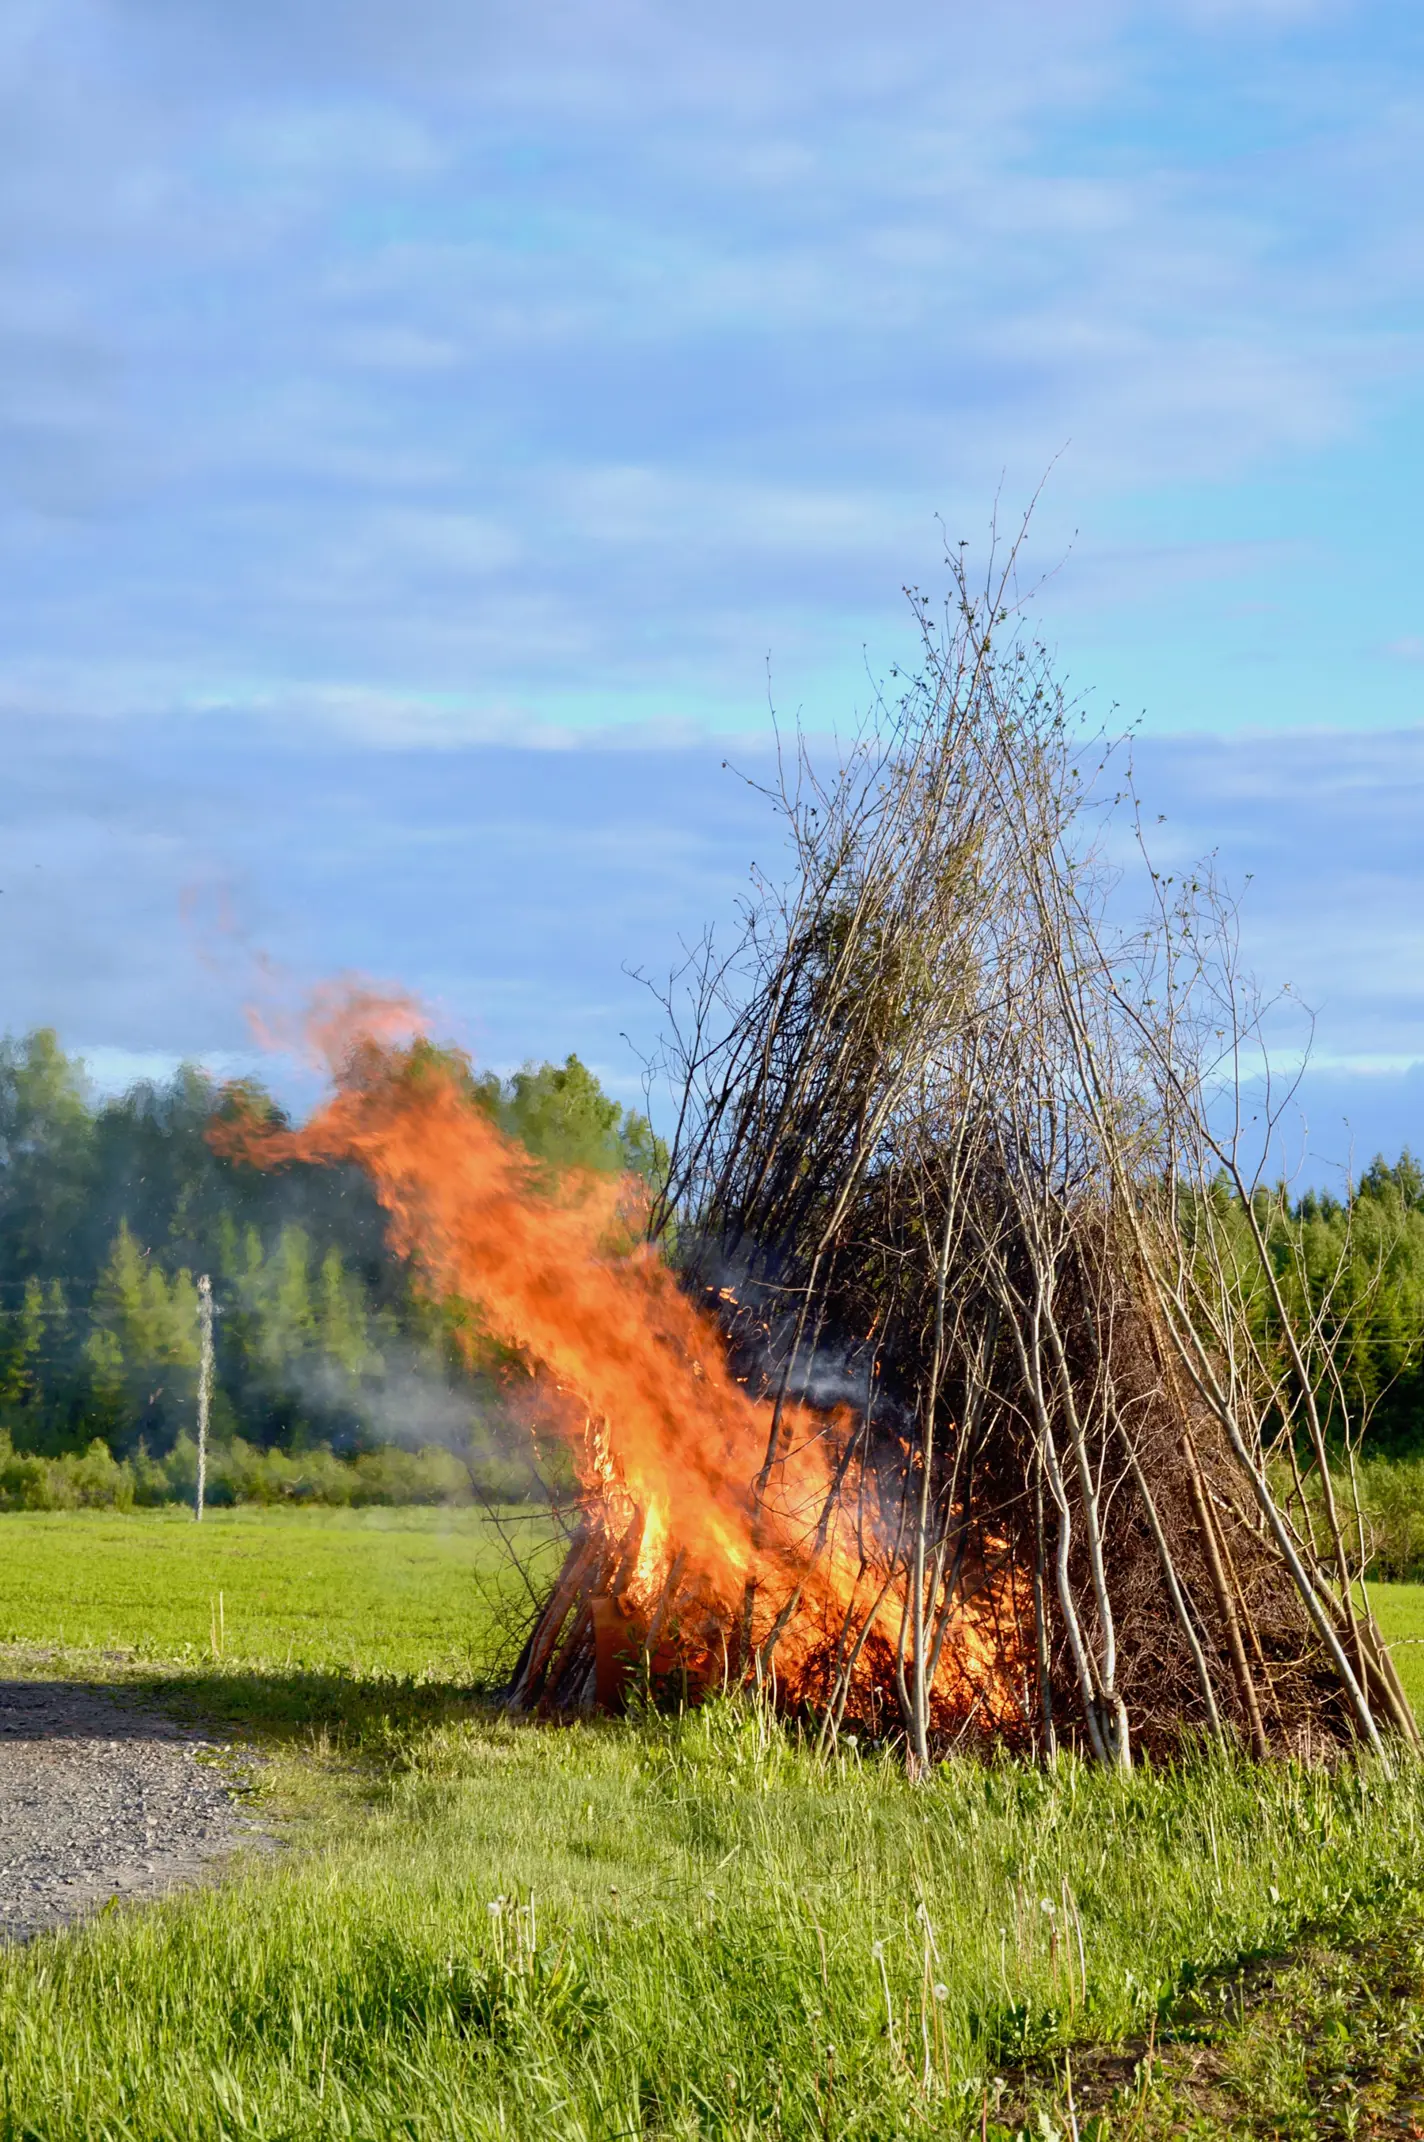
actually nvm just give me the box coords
[278,1343,467,1448]
[688,1245,909,1429]
[273,1339,555,1499]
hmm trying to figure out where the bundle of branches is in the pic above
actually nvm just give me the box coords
[511,534,1416,1770]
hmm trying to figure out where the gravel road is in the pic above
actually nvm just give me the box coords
[0,1677,265,1942]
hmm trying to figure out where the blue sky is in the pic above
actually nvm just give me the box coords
[1,0,1421,1176]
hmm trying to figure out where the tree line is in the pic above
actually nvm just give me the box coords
[0,1024,1418,1505]
[1227,1153,1424,1454]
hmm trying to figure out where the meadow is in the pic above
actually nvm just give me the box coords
[1370,1582,1424,1716]
[0,1505,563,1678]
[3,1510,1424,2138]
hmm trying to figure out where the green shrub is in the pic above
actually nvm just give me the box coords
[1348,1454,1424,1580]
[0,1438,75,1509]
[68,1436,135,1510]
[0,1425,498,1512]
[350,1442,471,1505]
[0,1430,136,1510]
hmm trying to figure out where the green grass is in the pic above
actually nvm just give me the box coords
[4,1700,1424,2139]
[0,1505,561,1679]
[1113,1895,1424,2134]
[1368,1580,1424,1721]
[3,1513,1424,2138]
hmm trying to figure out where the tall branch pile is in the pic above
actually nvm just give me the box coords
[511,543,1416,1770]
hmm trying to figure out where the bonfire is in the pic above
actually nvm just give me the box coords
[228,546,1418,1772]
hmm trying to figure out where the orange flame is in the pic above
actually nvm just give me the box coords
[219,995,1025,1733]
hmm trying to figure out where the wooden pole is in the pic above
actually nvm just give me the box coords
[195,1274,213,1524]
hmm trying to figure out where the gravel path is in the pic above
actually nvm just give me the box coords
[0,1678,266,1943]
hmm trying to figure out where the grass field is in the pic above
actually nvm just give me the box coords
[1369,1581,1424,1718]
[3,1510,1424,2138]
[0,1505,562,1678]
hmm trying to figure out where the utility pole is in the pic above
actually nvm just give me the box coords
[196,1273,213,1523]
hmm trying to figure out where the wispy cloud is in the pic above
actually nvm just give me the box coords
[0,2,1416,729]
[0,1,1419,1158]
[0,706,1418,1176]
[1130,726,1424,1083]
